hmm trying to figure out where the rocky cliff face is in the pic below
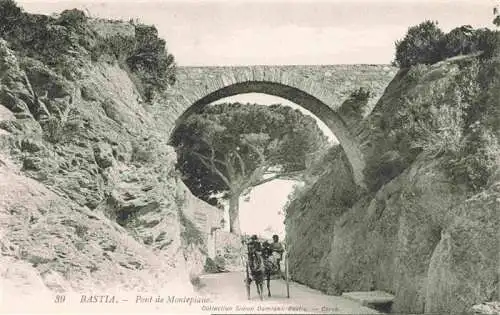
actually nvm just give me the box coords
[285,55,500,314]
[0,8,219,303]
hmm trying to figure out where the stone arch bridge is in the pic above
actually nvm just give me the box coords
[164,65,397,188]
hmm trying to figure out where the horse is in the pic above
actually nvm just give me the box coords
[245,242,266,300]
[262,243,281,297]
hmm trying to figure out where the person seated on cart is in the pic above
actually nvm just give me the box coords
[269,235,284,271]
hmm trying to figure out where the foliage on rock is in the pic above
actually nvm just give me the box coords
[365,56,499,192]
[0,0,22,34]
[203,256,226,273]
[394,21,445,68]
[178,210,205,247]
[0,1,176,101]
[394,20,500,68]
[92,23,176,101]
[338,87,372,119]
[56,9,87,30]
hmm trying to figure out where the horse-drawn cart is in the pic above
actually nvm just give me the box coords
[242,241,290,300]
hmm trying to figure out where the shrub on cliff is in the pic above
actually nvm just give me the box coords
[376,57,499,192]
[394,20,445,68]
[126,24,176,101]
[395,21,500,68]
[475,28,500,59]
[91,34,136,62]
[339,87,372,117]
[364,150,408,192]
[43,97,80,144]
[398,88,467,160]
[178,211,205,247]
[56,9,87,30]
[442,27,500,60]
[442,60,500,191]
[445,129,500,191]
[439,25,477,59]
[1,4,176,98]
[0,4,90,77]
[91,23,176,102]
[0,0,22,34]
[203,257,218,273]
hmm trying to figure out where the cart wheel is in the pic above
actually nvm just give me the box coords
[244,262,251,300]
[246,281,251,300]
[285,251,290,298]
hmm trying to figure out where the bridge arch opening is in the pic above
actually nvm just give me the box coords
[169,81,366,188]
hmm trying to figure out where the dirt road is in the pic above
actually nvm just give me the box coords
[196,272,381,314]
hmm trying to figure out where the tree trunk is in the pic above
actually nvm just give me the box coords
[223,206,231,232]
[228,193,241,235]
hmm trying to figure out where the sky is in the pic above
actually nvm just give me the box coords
[17,0,496,66]
[238,179,297,239]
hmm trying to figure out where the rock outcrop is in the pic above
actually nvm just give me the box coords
[285,55,500,313]
[0,7,220,307]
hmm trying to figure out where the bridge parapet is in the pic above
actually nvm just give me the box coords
[174,65,396,112]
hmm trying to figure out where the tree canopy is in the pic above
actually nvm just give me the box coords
[494,2,500,27]
[171,102,330,233]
